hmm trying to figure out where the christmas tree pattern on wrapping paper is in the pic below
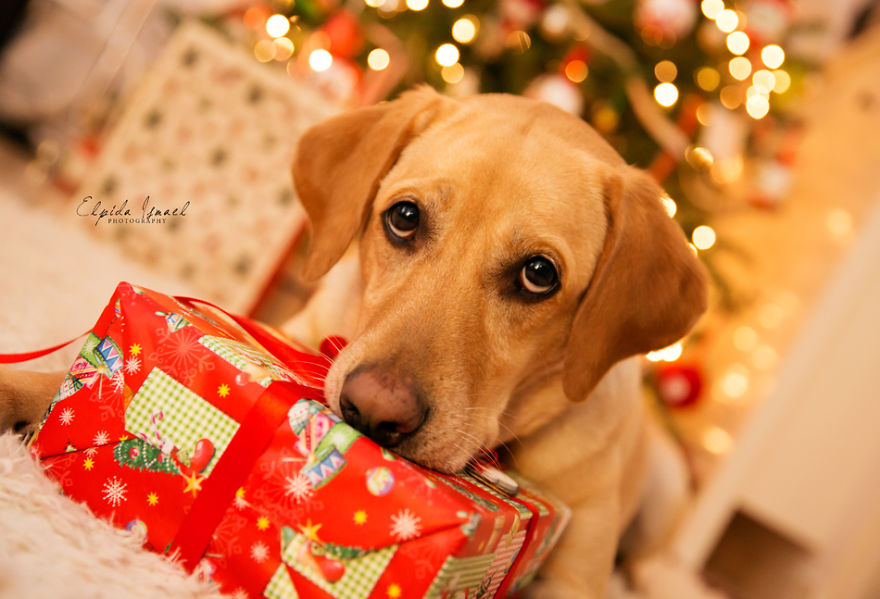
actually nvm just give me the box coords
[113,437,180,474]
[124,367,238,476]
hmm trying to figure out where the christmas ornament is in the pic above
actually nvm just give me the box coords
[635,0,697,45]
[500,0,546,30]
[365,466,394,496]
[524,75,584,116]
[656,363,703,408]
[745,0,793,46]
[190,438,216,473]
[125,519,149,542]
[540,4,571,41]
[697,103,749,171]
[322,11,364,59]
[299,541,347,582]
[749,158,792,209]
[309,58,361,104]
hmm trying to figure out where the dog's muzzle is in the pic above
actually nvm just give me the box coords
[339,366,427,448]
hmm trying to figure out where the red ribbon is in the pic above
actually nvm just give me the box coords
[175,296,334,389]
[0,336,83,363]
[0,295,338,392]
[168,380,324,570]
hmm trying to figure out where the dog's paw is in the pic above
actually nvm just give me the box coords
[0,367,63,434]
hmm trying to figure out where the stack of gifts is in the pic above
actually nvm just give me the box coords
[28,283,569,598]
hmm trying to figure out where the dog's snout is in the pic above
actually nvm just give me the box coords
[339,369,427,448]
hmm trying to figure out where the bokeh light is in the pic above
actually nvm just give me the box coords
[367,48,390,71]
[309,49,333,72]
[435,43,460,67]
[654,82,679,107]
[265,14,291,38]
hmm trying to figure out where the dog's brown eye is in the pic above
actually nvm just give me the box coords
[384,201,420,241]
[518,256,559,296]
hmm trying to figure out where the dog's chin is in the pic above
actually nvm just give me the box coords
[392,433,478,474]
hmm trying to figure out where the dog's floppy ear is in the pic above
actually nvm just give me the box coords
[563,168,708,401]
[293,87,446,281]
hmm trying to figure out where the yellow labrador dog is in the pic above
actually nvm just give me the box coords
[0,87,706,597]
[284,87,706,597]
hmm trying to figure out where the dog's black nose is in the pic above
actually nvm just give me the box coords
[339,368,427,448]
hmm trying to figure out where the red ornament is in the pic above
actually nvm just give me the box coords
[561,44,591,66]
[322,11,364,59]
[500,0,547,30]
[310,543,346,582]
[129,446,140,459]
[655,363,703,408]
[190,438,215,473]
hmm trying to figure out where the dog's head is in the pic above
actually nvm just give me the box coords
[293,87,706,472]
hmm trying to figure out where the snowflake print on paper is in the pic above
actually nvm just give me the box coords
[124,356,141,375]
[149,326,213,385]
[284,472,313,503]
[111,371,125,394]
[59,407,75,426]
[230,589,249,599]
[250,447,324,523]
[390,508,421,541]
[250,541,269,563]
[102,476,128,507]
[93,430,111,445]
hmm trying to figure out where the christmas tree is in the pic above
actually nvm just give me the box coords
[114,438,181,474]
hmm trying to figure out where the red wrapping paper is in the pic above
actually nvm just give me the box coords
[28,282,569,598]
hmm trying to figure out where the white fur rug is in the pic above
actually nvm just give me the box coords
[0,434,222,598]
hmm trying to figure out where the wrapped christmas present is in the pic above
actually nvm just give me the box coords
[28,283,569,598]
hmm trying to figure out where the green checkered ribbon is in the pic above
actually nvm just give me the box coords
[424,553,496,598]
[281,532,396,598]
[125,367,239,475]
[199,335,304,387]
[263,564,300,599]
